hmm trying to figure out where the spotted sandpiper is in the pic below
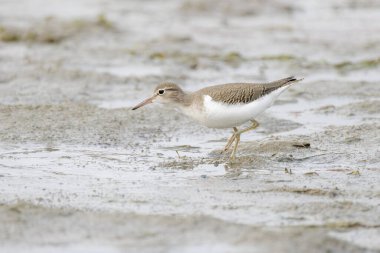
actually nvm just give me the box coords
[132,76,303,159]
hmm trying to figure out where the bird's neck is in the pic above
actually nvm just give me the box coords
[182,92,194,107]
[175,90,193,107]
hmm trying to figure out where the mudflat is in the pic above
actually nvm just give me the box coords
[0,0,379,252]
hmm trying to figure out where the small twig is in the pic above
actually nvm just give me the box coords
[285,168,293,174]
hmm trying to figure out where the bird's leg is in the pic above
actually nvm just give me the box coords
[222,127,238,153]
[225,120,260,152]
[230,133,240,160]
[228,120,260,160]
[238,120,260,135]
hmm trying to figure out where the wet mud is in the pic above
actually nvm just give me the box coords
[0,0,379,252]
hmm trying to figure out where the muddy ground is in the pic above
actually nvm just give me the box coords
[0,0,379,252]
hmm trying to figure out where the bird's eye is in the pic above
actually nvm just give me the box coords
[158,89,165,95]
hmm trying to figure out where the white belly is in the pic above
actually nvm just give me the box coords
[197,85,290,128]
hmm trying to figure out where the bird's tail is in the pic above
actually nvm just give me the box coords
[263,76,303,94]
[273,76,304,86]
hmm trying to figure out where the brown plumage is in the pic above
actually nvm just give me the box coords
[193,76,299,105]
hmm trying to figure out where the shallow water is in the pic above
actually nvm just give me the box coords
[0,0,380,252]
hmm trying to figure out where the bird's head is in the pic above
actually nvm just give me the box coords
[132,83,185,110]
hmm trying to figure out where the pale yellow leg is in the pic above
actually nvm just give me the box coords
[230,134,240,160]
[221,127,238,153]
[223,120,260,160]
[239,119,259,135]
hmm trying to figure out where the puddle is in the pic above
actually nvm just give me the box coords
[266,96,364,135]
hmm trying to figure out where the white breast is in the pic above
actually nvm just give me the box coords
[200,85,291,128]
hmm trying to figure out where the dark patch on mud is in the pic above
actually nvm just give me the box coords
[0,15,114,44]
[0,104,133,146]
[180,0,296,16]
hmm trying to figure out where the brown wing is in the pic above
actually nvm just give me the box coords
[198,76,299,105]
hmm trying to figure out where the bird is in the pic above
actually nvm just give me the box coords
[132,76,303,159]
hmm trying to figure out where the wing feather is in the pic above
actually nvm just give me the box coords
[197,76,300,105]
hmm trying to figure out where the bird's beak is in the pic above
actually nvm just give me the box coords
[131,95,157,110]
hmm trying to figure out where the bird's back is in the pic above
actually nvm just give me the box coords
[195,76,300,105]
